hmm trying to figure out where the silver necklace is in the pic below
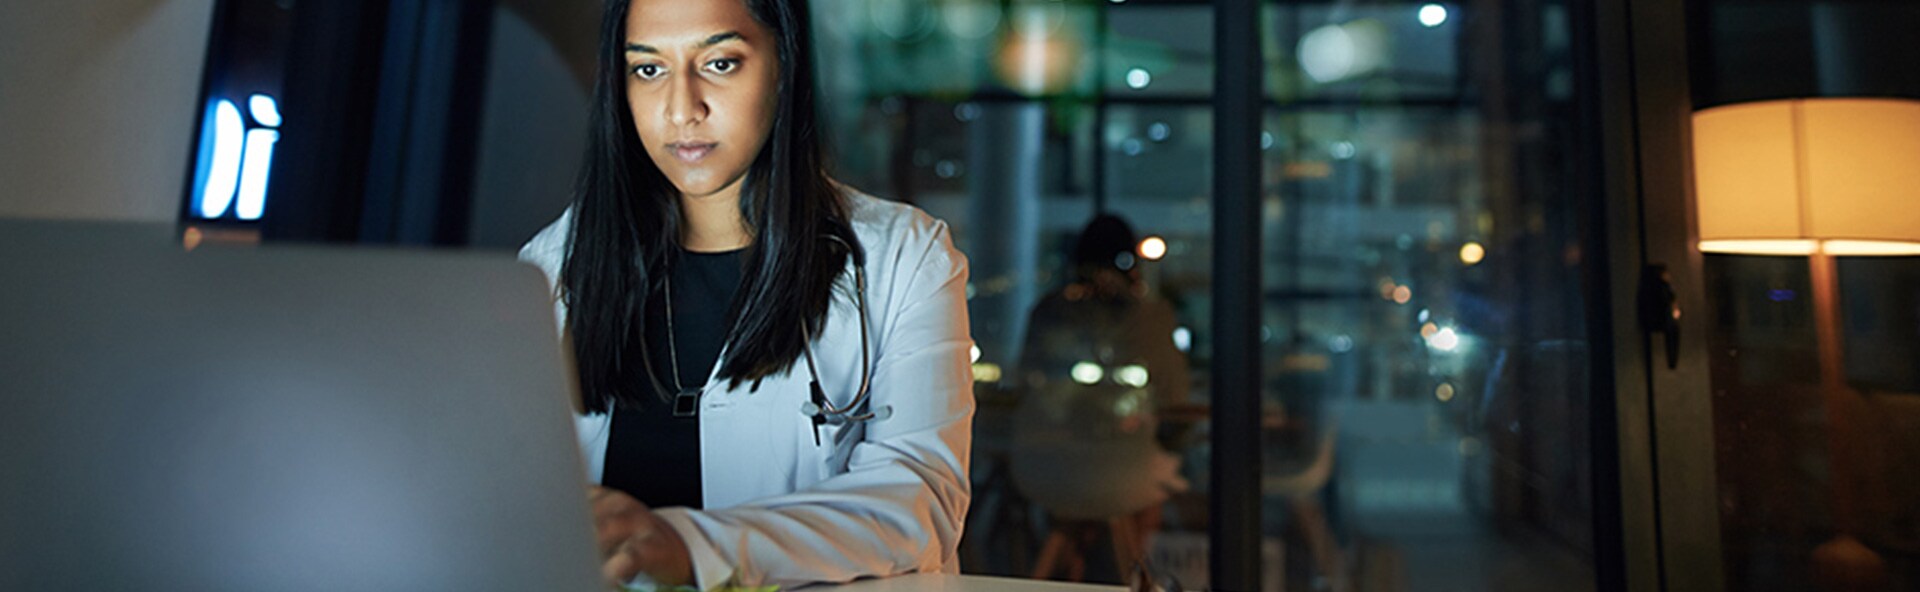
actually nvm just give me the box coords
[664,276,700,417]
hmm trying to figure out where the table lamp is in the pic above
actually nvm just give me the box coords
[1693,97,1920,590]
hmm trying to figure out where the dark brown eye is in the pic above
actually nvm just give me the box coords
[631,64,665,80]
[706,59,739,74]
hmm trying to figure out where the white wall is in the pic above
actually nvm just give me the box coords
[0,0,215,222]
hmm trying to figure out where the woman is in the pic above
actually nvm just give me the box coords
[516,0,974,588]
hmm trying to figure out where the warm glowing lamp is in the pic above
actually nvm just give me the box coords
[1692,97,1920,588]
[1693,98,1920,256]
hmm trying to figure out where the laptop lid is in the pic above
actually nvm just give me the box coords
[0,220,602,591]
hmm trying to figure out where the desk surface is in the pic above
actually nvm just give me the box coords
[813,574,1123,591]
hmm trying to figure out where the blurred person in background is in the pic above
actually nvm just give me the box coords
[1019,214,1189,418]
[1006,214,1190,580]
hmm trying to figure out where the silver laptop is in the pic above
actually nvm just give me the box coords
[0,219,602,591]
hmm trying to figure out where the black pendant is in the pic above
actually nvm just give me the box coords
[672,389,700,417]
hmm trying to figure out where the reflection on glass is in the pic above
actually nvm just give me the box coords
[1257,1,1594,589]
[1010,214,1191,582]
[1710,254,1920,590]
[812,0,1598,589]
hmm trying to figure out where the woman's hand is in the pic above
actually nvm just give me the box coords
[590,486,694,588]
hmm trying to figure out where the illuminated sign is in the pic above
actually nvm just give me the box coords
[190,94,279,221]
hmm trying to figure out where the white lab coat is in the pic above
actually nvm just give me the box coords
[517,190,975,590]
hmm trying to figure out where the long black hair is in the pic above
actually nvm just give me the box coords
[562,0,855,413]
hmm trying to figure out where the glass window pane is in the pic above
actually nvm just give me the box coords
[1258,2,1597,591]
[1274,3,1463,102]
[1104,5,1213,97]
[813,1,1602,589]
[1708,253,1920,589]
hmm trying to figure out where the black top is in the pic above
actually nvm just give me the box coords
[601,248,744,510]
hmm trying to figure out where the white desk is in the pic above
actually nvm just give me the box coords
[812,574,1123,591]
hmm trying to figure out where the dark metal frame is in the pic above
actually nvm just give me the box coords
[1209,0,1262,589]
[1571,0,1634,587]
[1589,0,1726,590]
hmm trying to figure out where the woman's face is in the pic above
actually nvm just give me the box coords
[624,0,779,200]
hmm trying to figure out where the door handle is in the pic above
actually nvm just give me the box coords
[1638,264,1681,369]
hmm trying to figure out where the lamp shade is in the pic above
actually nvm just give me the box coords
[1692,98,1920,256]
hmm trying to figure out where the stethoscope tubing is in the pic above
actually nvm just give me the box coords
[800,235,883,425]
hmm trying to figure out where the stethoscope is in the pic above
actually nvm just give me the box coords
[643,233,885,443]
[798,234,888,445]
